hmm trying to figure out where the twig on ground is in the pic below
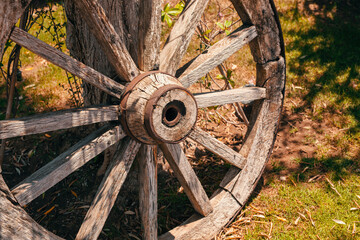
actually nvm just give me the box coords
[325,177,342,197]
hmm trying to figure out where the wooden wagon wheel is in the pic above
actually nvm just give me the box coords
[0,0,285,239]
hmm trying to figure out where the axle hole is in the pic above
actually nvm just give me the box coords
[165,107,179,122]
[162,100,186,127]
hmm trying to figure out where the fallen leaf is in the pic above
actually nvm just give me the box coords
[274,215,288,222]
[44,134,51,138]
[125,210,135,215]
[44,206,55,215]
[294,216,301,225]
[24,67,34,71]
[70,190,78,198]
[332,219,346,225]
[253,214,266,218]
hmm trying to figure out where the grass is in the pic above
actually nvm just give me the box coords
[0,3,77,119]
[219,0,360,239]
[234,175,360,239]
[280,0,360,141]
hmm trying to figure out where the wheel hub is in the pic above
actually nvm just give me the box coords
[120,72,197,144]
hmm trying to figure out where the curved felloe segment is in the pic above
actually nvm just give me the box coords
[0,105,120,139]
[10,28,124,98]
[160,0,210,75]
[76,139,141,240]
[75,0,140,81]
[178,25,257,88]
[159,143,213,216]
[188,127,246,169]
[194,87,266,108]
[11,125,126,206]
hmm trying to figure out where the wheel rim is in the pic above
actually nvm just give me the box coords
[0,0,285,239]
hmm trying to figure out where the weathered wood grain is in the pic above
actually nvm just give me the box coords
[0,0,31,60]
[138,145,157,240]
[230,0,281,64]
[159,188,241,240]
[0,105,119,139]
[138,0,161,71]
[159,0,286,237]
[122,73,183,144]
[178,25,257,88]
[75,139,141,240]
[194,87,266,108]
[75,0,140,81]
[188,127,246,169]
[159,143,213,216]
[10,28,124,98]
[11,125,125,206]
[158,50,285,240]
[160,0,209,75]
[0,175,63,240]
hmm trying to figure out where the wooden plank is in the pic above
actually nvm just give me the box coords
[138,0,161,71]
[11,125,126,206]
[159,143,213,216]
[10,28,124,98]
[188,127,246,169]
[0,105,119,139]
[0,175,63,240]
[194,87,266,108]
[0,0,31,59]
[75,0,140,81]
[160,0,209,75]
[230,0,282,63]
[138,145,157,240]
[75,139,141,240]
[178,25,257,88]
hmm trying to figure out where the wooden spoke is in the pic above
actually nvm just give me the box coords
[76,139,141,240]
[10,28,124,98]
[178,25,257,88]
[159,143,213,216]
[188,127,246,169]
[160,0,210,75]
[11,125,125,206]
[75,0,140,81]
[194,87,266,108]
[138,0,161,71]
[0,105,119,140]
[138,145,157,240]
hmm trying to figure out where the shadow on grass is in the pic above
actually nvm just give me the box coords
[297,155,358,180]
[282,0,360,132]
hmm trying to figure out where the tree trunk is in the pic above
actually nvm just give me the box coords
[64,0,139,106]
[63,0,141,206]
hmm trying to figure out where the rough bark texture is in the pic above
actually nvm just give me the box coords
[64,0,137,105]
[0,0,31,60]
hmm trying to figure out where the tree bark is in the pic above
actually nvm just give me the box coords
[63,0,141,211]
[64,0,139,106]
